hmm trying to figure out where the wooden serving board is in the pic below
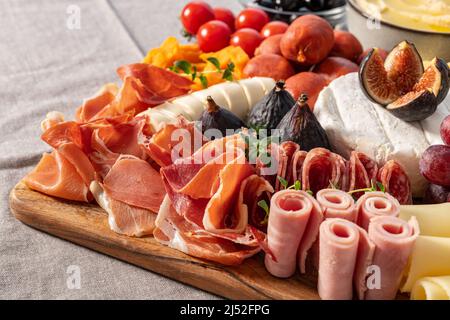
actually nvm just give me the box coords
[9,180,321,300]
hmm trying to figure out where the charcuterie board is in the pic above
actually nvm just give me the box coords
[10,180,322,300]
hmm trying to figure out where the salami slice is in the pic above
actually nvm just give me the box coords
[378,160,412,205]
[292,150,307,184]
[280,141,300,185]
[302,148,346,194]
[346,151,378,196]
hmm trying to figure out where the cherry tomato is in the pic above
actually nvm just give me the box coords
[260,21,289,38]
[181,1,215,35]
[213,7,235,32]
[197,20,231,53]
[230,28,263,57]
[235,8,270,31]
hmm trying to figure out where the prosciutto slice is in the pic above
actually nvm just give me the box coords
[24,149,92,202]
[316,188,357,222]
[264,190,323,278]
[302,148,346,194]
[365,216,420,300]
[356,191,400,230]
[318,218,375,300]
[378,160,412,205]
[102,156,165,212]
[154,196,261,265]
[90,181,156,237]
[241,175,274,231]
[75,83,118,123]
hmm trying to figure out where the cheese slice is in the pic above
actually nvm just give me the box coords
[192,84,229,111]
[140,108,177,132]
[401,235,450,292]
[171,94,205,121]
[254,77,276,94]
[154,102,193,121]
[314,73,449,197]
[217,81,250,120]
[238,77,267,111]
[411,276,450,300]
[400,203,450,237]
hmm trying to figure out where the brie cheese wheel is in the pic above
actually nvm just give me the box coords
[314,73,449,197]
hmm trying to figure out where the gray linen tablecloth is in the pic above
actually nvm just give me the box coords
[0,0,241,299]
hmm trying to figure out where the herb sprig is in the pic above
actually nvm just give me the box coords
[347,179,386,195]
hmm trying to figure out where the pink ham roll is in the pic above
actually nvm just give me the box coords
[318,218,375,300]
[356,191,400,230]
[264,190,322,278]
[316,189,357,222]
[365,216,419,300]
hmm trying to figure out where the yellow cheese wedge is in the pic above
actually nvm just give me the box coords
[401,236,450,292]
[411,276,450,300]
[400,203,450,237]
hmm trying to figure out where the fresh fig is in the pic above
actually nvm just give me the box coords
[275,94,331,151]
[359,41,424,105]
[200,96,245,137]
[413,57,449,104]
[386,89,437,122]
[359,48,399,104]
[247,80,295,131]
[384,41,424,95]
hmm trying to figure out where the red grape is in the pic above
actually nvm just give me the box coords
[424,183,450,204]
[441,114,450,145]
[419,144,450,187]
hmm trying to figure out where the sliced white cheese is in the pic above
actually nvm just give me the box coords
[314,72,449,197]
[238,77,267,112]
[140,108,177,132]
[171,94,205,121]
[254,77,276,94]
[192,84,229,110]
[217,81,250,120]
[154,102,193,121]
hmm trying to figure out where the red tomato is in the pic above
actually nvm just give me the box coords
[260,21,289,38]
[213,7,235,32]
[181,1,215,35]
[235,8,270,31]
[230,28,263,57]
[197,20,231,53]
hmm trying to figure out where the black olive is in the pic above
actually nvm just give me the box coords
[276,94,331,151]
[247,80,296,132]
[199,96,245,138]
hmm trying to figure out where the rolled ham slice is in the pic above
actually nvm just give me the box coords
[365,216,420,300]
[265,190,323,278]
[356,191,400,230]
[316,188,357,222]
[318,218,375,300]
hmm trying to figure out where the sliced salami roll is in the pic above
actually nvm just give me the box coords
[366,216,420,300]
[318,218,375,300]
[264,190,323,278]
[346,151,378,195]
[356,191,400,230]
[316,189,357,222]
[302,148,346,194]
[378,160,412,205]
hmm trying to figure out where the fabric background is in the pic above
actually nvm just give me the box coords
[0,0,241,299]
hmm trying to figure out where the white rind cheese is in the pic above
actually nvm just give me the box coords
[314,73,449,197]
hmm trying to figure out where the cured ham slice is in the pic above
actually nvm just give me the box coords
[302,148,346,194]
[365,216,419,300]
[103,156,165,212]
[139,116,203,167]
[346,151,378,194]
[318,218,375,300]
[24,150,92,202]
[241,175,274,231]
[316,189,357,222]
[154,196,261,265]
[75,83,118,123]
[117,63,193,103]
[378,160,412,205]
[356,191,400,230]
[264,190,323,277]
[90,181,156,237]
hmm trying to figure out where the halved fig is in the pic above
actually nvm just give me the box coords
[384,41,424,95]
[359,48,399,104]
[413,57,449,104]
[386,89,437,122]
